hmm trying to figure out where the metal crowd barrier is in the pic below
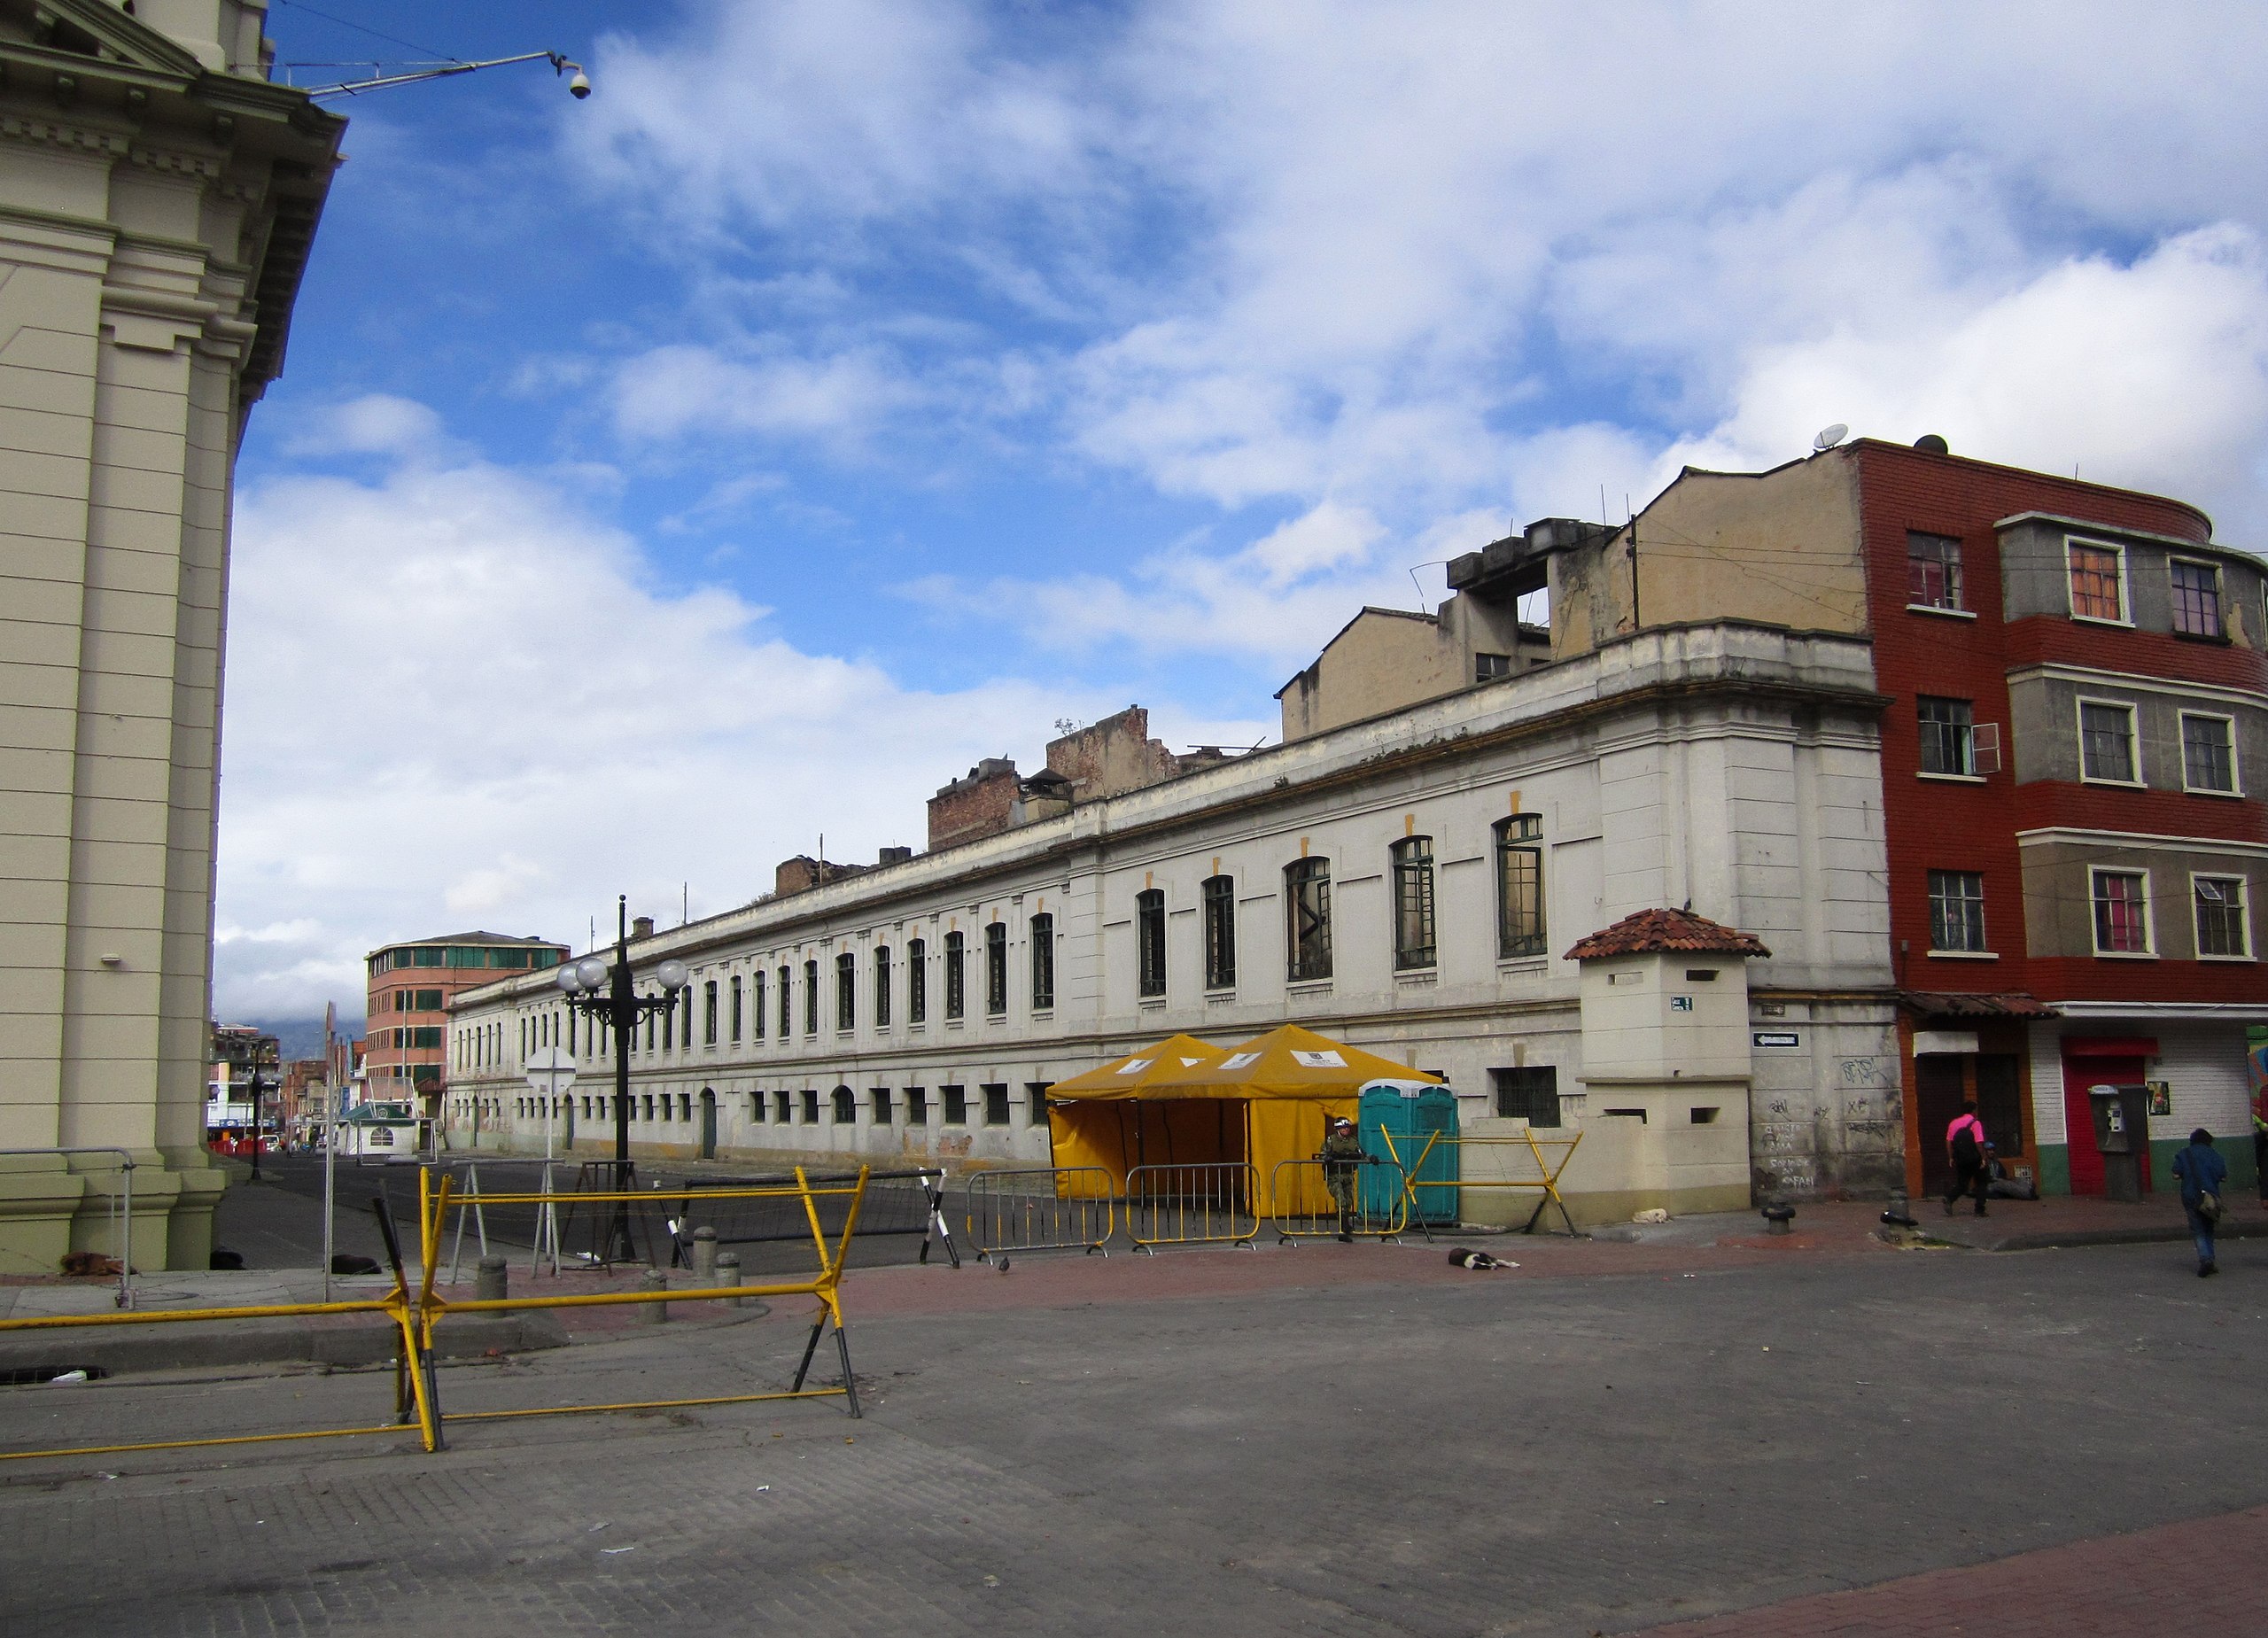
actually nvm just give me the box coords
[1268,1157,1409,1242]
[658,1167,958,1270]
[1122,1161,1260,1254]
[964,1167,1115,1269]
[0,1167,872,1463]
[1379,1130,1586,1237]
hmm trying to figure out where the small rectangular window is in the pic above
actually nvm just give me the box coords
[1201,875,1237,990]
[1907,532,1964,610]
[801,1087,819,1123]
[983,1083,1011,1125]
[2171,559,2224,639]
[2181,712,2237,794]
[2195,875,2250,959]
[2068,540,2125,623]
[942,1085,967,1124]
[1927,869,1987,952]
[1474,652,1512,682]
[1029,915,1054,1010]
[906,1085,929,1125]
[985,922,1008,1015]
[2079,700,2138,784]
[1027,1082,1051,1124]
[1916,697,1975,776]
[1491,1065,1559,1127]
[1137,889,1167,998]
[773,1090,790,1122]
[2092,869,2152,955]
[873,1086,894,1123]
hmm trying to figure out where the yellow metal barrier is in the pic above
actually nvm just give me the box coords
[1267,1157,1409,1242]
[1122,1162,1260,1254]
[0,1167,873,1463]
[963,1167,1115,1269]
[1379,1130,1586,1237]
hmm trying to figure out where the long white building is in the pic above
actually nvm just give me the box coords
[447,619,1900,1217]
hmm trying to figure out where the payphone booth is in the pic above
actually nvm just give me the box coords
[2086,1083,2152,1203]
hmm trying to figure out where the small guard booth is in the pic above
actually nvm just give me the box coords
[1045,1024,1441,1215]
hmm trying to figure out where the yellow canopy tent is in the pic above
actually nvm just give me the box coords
[1045,1023,1439,1213]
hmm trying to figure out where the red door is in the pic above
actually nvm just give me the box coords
[2062,1055,2148,1196]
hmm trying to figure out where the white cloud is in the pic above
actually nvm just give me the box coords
[611,344,926,445]
[282,393,447,459]
[212,423,1167,1019]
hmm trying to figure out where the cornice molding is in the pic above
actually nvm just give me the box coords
[0,110,129,158]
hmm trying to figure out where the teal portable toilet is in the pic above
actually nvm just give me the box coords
[1357,1080,1459,1225]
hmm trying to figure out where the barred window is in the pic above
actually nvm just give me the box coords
[777,965,791,1037]
[1202,875,1237,990]
[2079,701,2137,783]
[804,959,819,1035]
[2195,876,2249,959]
[703,980,718,1046]
[1391,836,1437,969]
[729,975,742,1043]
[944,932,965,1020]
[942,1085,967,1124]
[1907,532,1963,610]
[1917,697,1974,776]
[985,922,1008,1015]
[2171,559,2223,639]
[1029,915,1054,1010]
[1491,1065,1560,1127]
[1495,814,1546,957]
[983,1083,1011,1125]
[2181,713,2236,794]
[2068,541,2124,622]
[907,937,928,1022]
[1137,889,1167,998]
[835,951,855,1032]
[2092,870,2151,954]
[1285,858,1332,982]
[832,1085,855,1123]
[874,945,891,1029]
[1927,870,1987,952]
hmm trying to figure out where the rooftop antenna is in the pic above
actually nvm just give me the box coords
[1813,423,1849,454]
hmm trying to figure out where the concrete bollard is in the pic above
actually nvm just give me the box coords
[691,1225,718,1283]
[636,1266,668,1324]
[715,1251,742,1308]
[476,1255,509,1302]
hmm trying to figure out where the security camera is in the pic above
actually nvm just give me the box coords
[568,70,591,98]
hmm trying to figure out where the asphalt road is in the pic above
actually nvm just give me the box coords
[3,1232,2262,1635]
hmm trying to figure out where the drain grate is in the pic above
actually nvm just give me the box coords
[0,1365,112,1386]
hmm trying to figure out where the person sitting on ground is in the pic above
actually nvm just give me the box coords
[1983,1144,2038,1200]
[2171,1127,2229,1278]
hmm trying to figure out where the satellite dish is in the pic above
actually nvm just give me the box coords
[1813,423,1849,454]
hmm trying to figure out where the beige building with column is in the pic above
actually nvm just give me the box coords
[0,0,339,1269]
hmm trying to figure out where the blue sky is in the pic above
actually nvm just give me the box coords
[214,1,2268,1019]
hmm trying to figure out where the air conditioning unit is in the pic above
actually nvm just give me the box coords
[1972,722,2002,776]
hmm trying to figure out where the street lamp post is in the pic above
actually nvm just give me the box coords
[553,896,688,1262]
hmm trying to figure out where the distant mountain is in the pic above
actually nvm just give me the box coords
[237,1016,365,1064]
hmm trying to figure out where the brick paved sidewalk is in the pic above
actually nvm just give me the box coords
[1626,1502,2268,1635]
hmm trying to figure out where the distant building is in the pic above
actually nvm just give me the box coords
[0,0,342,1273]
[206,1024,277,1153]
[364,932,566,1130]
[442,439,2268,1211]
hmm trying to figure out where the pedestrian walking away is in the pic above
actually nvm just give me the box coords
[1943,1099,1989,1216]
[2172,1126,2229,1277]
[1321,1115,1363,1242]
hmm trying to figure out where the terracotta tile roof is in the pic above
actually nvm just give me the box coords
[1564,908,1771,961]
[1899,990,2059,1020]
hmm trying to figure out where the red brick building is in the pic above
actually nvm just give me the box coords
[364,932,565,1122]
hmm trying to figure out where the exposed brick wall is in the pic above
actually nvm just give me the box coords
[926,760,1021,851]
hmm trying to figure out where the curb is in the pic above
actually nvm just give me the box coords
[0,1311,565,1378]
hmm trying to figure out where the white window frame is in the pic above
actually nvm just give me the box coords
[2190,872,2253,961]
[2075,695,2142,788]
[2089,866,2155,958]
[2178,710,2242,796]
[2065,535,2132,627]
[1925,868,1992,956]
